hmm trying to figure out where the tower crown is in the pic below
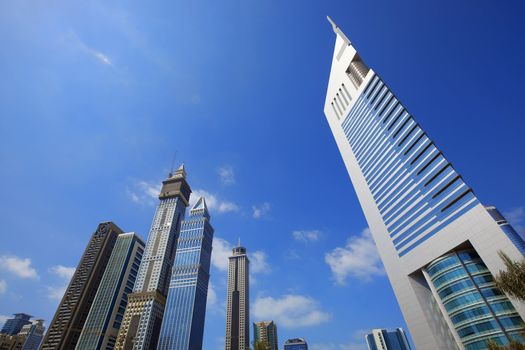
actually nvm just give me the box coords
[159,163,192,205]
[190,197,210,220]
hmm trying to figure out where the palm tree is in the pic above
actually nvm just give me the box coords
[493,251,525,302]
[486,251,525,350]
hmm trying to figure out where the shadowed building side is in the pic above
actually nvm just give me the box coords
[41,222,122,350]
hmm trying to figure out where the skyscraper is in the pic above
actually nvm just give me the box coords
[225,243,250,350]
[284,338,308,350]
[76,232,145,350]
[0,313,32,335]
[19,319,46,350]
[115,165,191,350]
[323,17,525,350]
[41,222,122,350]
[365,328,411,350]
[157,197,214,350]
[253,321,278,350]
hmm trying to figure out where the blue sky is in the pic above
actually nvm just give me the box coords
[1,1,525,349]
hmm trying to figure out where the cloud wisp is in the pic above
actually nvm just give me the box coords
[66,30,113,66]
[252,202,271,219]
[0,255,38,279]
[217,166,235,186]
[252,294,331,328]
[292,230,322,243]
[0,280,6,294]
[47,265,76,301]
[325,228,385,284]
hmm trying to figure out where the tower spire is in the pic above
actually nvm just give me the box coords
[326,15,351,45]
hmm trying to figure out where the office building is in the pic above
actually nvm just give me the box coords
[41,222,122,350]
[157,197,214,350]
[253,321,278,350]
[284,338,308,350]
[76,233,145,350]
[0,319,45,350]
[19,319,46,350]
[225,242,250,350]
[366,328,411,350]
[0,314,31,335]
[323,17,525,350]
[115,165,191,350]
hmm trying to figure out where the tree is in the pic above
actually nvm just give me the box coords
[493,251,525,302]
[486,251,525,350]
[487,339,525,350]
[253,340,270,350]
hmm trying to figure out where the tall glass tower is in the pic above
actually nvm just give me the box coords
[225,243,250,350]
[323,17,525,350]
[115,165,191,350]
[157,197,214,350]
[76,232,144,350]
[365,328,411,350]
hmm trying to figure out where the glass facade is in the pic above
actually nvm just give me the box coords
[284,338,308,350]
[76,233,144,350]
[340,74,479,257]
[157,197,214,350]
[426,249,525,350]
[365,328,411,350]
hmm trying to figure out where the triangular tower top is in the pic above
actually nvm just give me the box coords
[191,197,208,212]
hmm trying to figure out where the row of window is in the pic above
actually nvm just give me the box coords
[341,75,478,256]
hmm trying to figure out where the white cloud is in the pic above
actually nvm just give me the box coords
[211,237,233,272]
[504,206,525,232]
[66,30,113,66]
[217,166,235,186]
[211,237,270,277]
[252,294,331,328]
[250,251,271,274]
[252,202,270,219]
[127,180,161,206]
[292,230,322,243]
[325,228,384,284]
[47,265,76,301]
[50,265,76,280]
[47,285,67,301]
[191,189,239,214]
[0,255,38,279]
[0,280,6,294]
[207,281,217,306]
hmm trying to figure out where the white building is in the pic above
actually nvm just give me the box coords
[323,17,525,350]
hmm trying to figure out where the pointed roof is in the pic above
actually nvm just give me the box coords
[191,196,208,212]
[327,16,351,45]
[169,162,187,179]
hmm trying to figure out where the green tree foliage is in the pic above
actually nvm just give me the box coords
[494,251,525,302]
[486,251,525,350]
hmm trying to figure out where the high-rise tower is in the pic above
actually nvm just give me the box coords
[323,17,525,350]
[76,232,144,350]
[157,197,214,350]
[365,328,411,350]
[41,222,122,350]
[115,165,191,350]
[225,243,250,350]
[253,321,278,350]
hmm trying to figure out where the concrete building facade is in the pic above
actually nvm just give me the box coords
[323,17,525,350]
